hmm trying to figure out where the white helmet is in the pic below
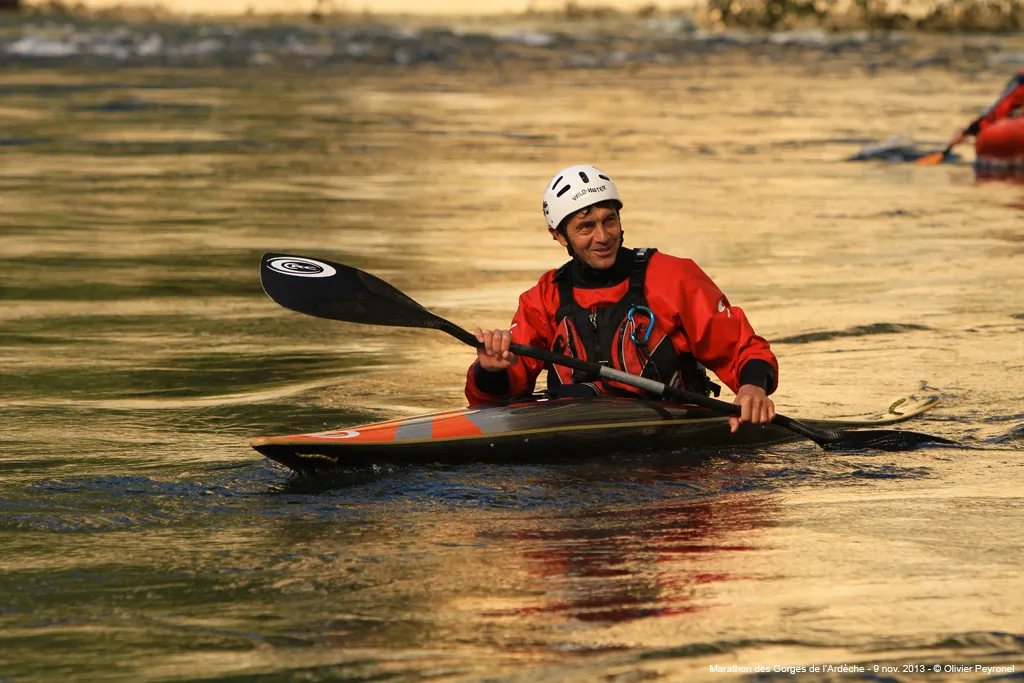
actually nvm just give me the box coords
[542,164,622,232]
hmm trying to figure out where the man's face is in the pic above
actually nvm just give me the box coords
[554,205,622,270]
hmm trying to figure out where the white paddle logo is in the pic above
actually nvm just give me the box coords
[266,256,337,278]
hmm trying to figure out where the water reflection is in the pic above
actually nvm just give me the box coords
[480,494,773,625]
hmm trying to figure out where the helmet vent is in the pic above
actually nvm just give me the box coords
[579,171,590,183]
[599,174,610,180]
[555,184,571,198]
[551,175,564,190]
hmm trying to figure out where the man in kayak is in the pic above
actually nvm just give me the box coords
[466,164,778,433]
[948,69,1024,148]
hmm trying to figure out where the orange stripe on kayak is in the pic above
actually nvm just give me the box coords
[431,414,483,439]
[348,423,399,443]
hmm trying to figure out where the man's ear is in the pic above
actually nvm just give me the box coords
[550,228,568,247]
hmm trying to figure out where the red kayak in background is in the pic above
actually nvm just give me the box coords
[975,117,1024,172]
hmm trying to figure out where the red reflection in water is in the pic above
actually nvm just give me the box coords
[481,492,775,625]
[974,168,1024,209]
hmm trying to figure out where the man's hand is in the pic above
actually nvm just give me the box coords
[730,384,776,433]
[475,327,518,372]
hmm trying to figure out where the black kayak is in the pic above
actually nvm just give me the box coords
[251,394,940,474]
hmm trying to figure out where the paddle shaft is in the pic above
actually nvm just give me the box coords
[508,342,731,412]
[443,302,746,415]
[379,303,806,432]
[921,114,983,164]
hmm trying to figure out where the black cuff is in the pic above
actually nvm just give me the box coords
[473,361,510,396]
[739,359,775,394]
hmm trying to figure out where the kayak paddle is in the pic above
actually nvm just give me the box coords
[915,143,957,166]
[917,113,987,165]
[259,253,953,452]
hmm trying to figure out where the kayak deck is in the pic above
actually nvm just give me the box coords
[251,394,940,474]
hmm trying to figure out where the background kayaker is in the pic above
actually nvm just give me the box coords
[947,69,1024,148]
[466,164,778,433]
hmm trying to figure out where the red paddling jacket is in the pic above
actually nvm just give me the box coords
[466,247,778,406]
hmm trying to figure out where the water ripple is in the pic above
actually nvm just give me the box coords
[775,322,932,345]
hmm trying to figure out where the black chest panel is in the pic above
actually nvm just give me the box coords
[555,248,653,366]
[546,249,718,397]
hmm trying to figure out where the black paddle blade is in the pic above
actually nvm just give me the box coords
[260,253,479,347]
[817,428,957,452]
[773,414,953,452]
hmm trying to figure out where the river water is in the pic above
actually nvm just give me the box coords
[1,13,1023,682]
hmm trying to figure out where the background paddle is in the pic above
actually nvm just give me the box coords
[916,114,985,165]
[260,253,953,452]
[915,142,957,166]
